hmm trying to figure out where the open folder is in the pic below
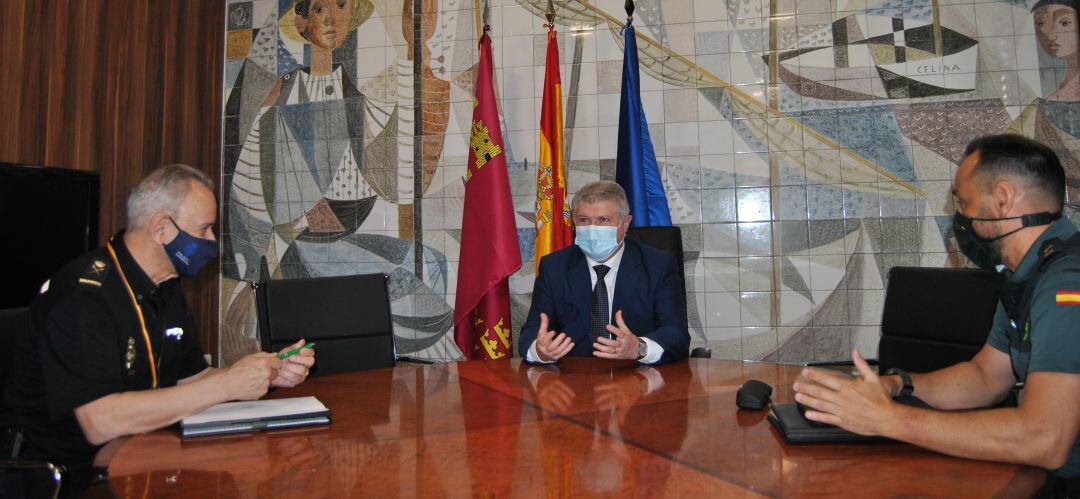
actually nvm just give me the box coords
[180,396,331,439]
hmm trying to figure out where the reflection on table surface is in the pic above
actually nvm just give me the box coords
[107,358,1046,497]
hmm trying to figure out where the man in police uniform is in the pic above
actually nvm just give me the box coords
[793,134,1079,496]
[0,164,316,495]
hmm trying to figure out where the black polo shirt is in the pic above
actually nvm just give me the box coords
[0,231,208,464]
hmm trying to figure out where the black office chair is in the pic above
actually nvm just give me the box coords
[0,308,63,499]
[877,267,1003,373]
[625,226,711,358]
[626,226,686,298]
[808,266,1013,404]
[254,261,397,376]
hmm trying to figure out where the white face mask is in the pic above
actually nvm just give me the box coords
[575,225,619,261]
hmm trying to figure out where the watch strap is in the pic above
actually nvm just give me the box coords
[884,367,914,397]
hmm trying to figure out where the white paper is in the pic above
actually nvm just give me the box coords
[182,396,328,427]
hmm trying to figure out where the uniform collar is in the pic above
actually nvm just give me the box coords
[110,230,162,298]
[1007,217,1079,282]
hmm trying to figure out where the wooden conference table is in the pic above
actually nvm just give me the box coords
[106,358,1046,497]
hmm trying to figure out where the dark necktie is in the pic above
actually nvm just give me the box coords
[589,265,611,344]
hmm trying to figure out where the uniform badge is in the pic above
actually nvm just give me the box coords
[79,258,109,288]
[125,337,137,371]
[1056,290,1080,306]
[165,327,184,341]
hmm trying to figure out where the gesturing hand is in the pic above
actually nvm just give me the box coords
[792,348,902,436]
[592,310,640,360]
[536,313,574,362]
[223,352,281,401]
[272,338,316,388]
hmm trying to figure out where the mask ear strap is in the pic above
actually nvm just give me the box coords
[167,216,183,231]
[1020,212,1061,227]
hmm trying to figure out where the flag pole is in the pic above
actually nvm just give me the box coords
[474,0,483,39]
[483,0,490,32]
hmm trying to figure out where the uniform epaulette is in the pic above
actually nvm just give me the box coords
[77,253,111,290]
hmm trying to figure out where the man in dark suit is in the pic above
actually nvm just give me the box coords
[518,181,689,364]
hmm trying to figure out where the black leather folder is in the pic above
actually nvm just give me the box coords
[769,395,930,444]
[768,404,886,444]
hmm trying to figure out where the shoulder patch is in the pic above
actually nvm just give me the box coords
[1056,290,1080,306]
[78,258,111,288]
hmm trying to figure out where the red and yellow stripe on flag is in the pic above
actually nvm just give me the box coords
[535,28,573,271]
[1057,290,1080,306]
[453,32,523,360]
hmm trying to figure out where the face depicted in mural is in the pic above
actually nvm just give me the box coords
[290,0,371,75]
[295,0,353,50]
[1028,0,1080,100]
[1034,3,1079,59]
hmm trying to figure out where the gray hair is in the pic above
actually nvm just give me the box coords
[571,181,630,218]
[126,164,215,229]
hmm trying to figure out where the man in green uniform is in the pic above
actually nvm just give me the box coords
[0,165,317,496]
[794,134,1079,496]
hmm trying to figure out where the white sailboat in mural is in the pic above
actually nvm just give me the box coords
[778,12,979,101]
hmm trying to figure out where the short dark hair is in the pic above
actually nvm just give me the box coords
[294,0,313,40]
[962,134,1065,207]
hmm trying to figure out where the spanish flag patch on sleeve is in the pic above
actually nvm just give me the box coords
[1057,290,1080,306]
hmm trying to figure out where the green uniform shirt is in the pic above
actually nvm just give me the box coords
[987,218,1080,477]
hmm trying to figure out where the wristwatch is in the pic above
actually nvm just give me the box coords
[884,367,914,397]
[636,338,648,360]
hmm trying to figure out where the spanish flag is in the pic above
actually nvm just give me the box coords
[535,28,573,271]
[1057,290,1080,306]
[453,31,523,360]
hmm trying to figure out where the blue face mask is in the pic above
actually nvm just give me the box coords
[164,218,219,277]
[575,225,620,261]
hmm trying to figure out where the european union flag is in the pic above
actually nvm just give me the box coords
[615,22,671,227]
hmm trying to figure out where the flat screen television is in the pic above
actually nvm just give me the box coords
[0,163,99,308]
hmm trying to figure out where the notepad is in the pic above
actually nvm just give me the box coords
[180,396,331,439]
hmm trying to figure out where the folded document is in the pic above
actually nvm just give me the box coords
[180,396,331,438]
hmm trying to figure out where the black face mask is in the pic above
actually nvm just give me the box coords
[952,211,1061,270]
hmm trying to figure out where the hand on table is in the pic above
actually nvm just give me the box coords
[593,311,640,360]
[791,348,902,436]
[272,338,316,388]
[536,313,574,362]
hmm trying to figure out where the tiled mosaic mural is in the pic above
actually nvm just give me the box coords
[221,0,1080,364]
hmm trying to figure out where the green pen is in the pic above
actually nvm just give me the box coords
[278,342,315,360]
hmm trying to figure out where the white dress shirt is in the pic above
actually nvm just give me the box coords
[527,243,665,364]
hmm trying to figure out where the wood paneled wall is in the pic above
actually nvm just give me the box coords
[0,0,225,360]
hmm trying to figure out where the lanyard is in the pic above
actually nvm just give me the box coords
[105,240,159,389]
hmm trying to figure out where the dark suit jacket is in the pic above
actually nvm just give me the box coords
[519,239,689,364]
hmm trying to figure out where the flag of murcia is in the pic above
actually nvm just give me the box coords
[1057,290,1080,306]
[453,31,522,360]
